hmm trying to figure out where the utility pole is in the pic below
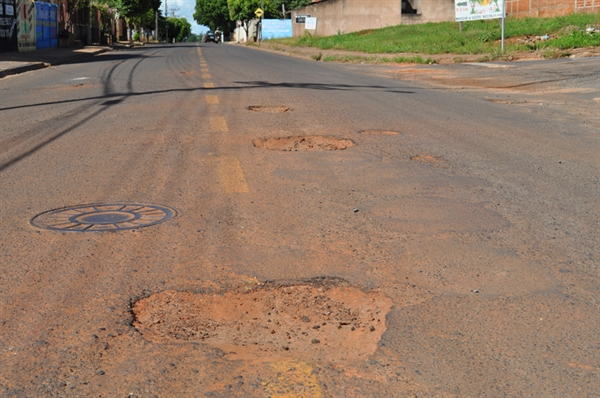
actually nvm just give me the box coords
[155,11,158,41]
[260,0,264,44]
[165,0,169,43]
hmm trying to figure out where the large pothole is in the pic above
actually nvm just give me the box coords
[248,106,291,113]
[253,136,355,151]
[133,279,391,362]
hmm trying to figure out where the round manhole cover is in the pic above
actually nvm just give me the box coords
[253,136,355,151]
[248,106,291,113]
[133,280,392,362]
[31,204,176,232]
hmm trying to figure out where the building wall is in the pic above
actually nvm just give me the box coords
[505,0,598,17]
[291,0,597,38]
[422,0,455,22]
[291,0,403,37]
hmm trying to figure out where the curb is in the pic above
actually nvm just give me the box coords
[0,62,48,79]
[56,47,111,66]
[0,47,111,79]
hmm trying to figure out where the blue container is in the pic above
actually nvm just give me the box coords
[35,2,44,49]
[41,3,50,49]
[49,4,58,47]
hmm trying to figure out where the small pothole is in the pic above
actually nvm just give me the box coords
[360,130,400,135]
[253,136,355,151]
[133,278,391,362]
[411,154,444,163]
[248,106,291,113]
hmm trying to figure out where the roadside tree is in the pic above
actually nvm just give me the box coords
[228,0,310,40]
[165,17,192,42]
[194,0,236,33]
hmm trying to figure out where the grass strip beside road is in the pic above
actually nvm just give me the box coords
[270,13,600,58]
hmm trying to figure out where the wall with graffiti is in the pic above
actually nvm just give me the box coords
[1,0,58,52]
[0,0,18,52]
[17,0,35,51]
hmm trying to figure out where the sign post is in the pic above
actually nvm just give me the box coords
[455,0,505,54]
[255,6,264,45]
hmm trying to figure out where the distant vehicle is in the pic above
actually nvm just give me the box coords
[203,31,216,43]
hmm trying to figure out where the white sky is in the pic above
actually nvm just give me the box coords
[161,0,208,35]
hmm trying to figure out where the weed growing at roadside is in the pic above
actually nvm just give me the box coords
[270,13,599,55]
[321,55,436,64]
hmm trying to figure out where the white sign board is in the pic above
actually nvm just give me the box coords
[455,0,504,21]
[305,17,317,30]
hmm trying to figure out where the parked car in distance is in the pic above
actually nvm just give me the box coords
[203,31,216,43]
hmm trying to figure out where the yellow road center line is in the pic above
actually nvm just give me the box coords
[210,116,228,132]
[202,74,211,79]
[201,68,209,72]
[205,95,219,104]
[263,360,323,398]
[204,83,214,88]
[219,157,249,193]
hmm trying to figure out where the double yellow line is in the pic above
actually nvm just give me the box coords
[197,46,249,194]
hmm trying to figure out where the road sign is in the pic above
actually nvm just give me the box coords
[295,14,310,24]
[305,17,317,30]
[255,8,264,18]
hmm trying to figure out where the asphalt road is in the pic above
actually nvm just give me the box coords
[0,43,598,397]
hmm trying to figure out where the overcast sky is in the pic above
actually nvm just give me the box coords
[161,0,207,35]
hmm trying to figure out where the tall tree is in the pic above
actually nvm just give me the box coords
[227,0,278,40]
[168,17,192,42]
[194,0,236,33]
[115,0,161,19]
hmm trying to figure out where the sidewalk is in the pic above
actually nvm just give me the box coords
[0,45,113,78]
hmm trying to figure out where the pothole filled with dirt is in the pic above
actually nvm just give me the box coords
[133,279,391,362]
[360,130,400,135]
[411,154,444,163]
[253,136,355,151]
[248,106,291,113]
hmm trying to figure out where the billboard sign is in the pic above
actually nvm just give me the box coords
[455,0,503,21]
[305,17,317,30]
[262,19,292,39]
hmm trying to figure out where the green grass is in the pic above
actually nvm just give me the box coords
[320,54,437,64]
[271,13,600,55]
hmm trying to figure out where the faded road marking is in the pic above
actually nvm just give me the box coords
[210,116,228,132]
[263,360,323,398]
[205,95,219,104]
[201,68,209,73]
[219,157,249,193]
[204,83,214,88]
[568,363,597,371]
[202,74,211,79]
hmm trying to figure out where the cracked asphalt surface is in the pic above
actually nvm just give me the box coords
[0,43,598,397]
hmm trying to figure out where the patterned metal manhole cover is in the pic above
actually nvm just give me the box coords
[31,204,177,232]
